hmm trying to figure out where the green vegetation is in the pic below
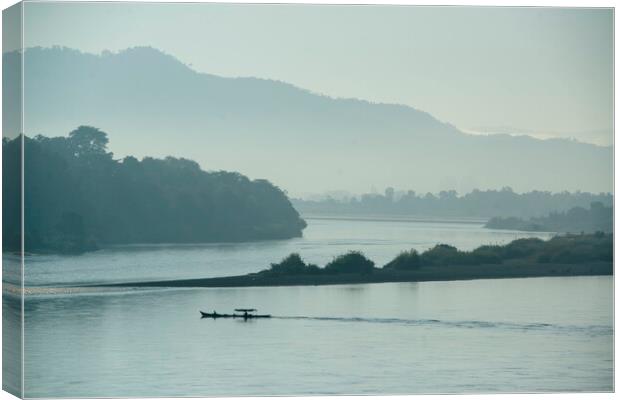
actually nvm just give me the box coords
[260,232,613,277]
[383,249,421,270]
[485,202,612,233]
[389,234,612,268]
[535,232,613,264]
[263,251,374,276]
[324,251,375,274]
[386,245,504,269]
[107,233,613,289]
[3,128,306,254]
[267,253,321,276]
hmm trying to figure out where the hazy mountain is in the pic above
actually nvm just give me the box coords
[3,46,613,195]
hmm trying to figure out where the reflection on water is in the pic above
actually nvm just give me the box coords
[22,277,612,397]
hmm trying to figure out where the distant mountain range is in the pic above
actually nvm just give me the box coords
[3,46,613,195]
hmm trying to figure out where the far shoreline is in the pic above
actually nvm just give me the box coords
[301,214,489,225]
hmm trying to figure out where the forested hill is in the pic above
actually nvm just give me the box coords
[3,127,307,254]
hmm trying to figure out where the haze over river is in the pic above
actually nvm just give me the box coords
[3,218,612,396]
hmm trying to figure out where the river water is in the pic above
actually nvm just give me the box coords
[2,218,613,396]
[14,217,554,287]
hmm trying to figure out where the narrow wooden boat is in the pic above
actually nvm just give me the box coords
[200,309,271,319]
[200,311,232,318]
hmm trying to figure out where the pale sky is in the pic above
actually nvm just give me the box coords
[18,2,614,145]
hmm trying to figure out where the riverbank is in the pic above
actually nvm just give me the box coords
[98,260,612,288]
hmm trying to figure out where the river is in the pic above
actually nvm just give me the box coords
[2,217,612,396]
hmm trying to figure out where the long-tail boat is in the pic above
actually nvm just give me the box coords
[200,308,271,319]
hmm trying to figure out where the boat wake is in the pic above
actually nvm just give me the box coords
[273,315,612,336]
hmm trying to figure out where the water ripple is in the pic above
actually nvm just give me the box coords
[273,315,612,336]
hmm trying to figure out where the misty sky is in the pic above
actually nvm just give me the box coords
[18,3,613,146]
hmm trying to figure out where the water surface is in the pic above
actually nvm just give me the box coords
[3,218,611,397]
[19,277,612,397]
[17,218,554,287]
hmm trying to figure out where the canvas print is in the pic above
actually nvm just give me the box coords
[2,2,614,398]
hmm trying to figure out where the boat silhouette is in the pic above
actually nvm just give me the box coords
[200,308,271,319]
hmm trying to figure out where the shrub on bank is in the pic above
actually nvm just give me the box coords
[262,233,613,277]
[535,233,613,264]
[471,245,503,264]
[264,253,321,276]
[419,244,480,266]
[502,238,545,259]
[384,249,421,270]
[324,251,375,274]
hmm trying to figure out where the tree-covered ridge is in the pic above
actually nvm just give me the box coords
[485,202,613,233]
[293,187,613,219]
[3,126,307,253]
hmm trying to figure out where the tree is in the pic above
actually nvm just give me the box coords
[68,125,110,157]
